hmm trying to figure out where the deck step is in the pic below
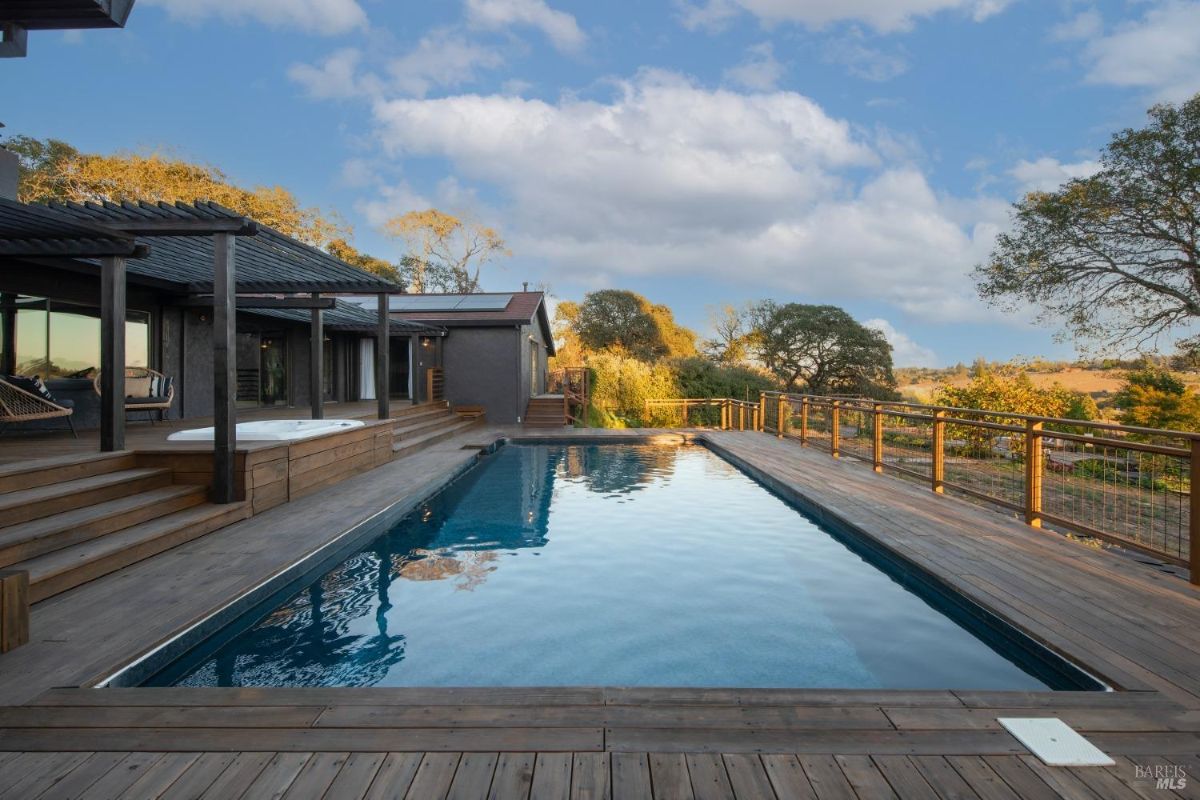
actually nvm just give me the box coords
[392,417,484,457]
[392,411,459,440]
[0,468,174,529]
[22,501,252,602]
[0,451,137,496]
[0,484,208,568]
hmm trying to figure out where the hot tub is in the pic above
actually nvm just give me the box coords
[167,419,366,443]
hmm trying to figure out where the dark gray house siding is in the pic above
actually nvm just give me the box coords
[442,326,521,423]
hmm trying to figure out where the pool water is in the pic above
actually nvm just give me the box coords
[156,443,1092,689]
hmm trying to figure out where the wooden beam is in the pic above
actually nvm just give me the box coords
[99,255,125,452]
[376,294,390,419]
[0,293,15,375]
[99,218,258,236]
[0,24,28,59]
[174,297,337,310]
[310,293,324,420]
[212,234,237,504]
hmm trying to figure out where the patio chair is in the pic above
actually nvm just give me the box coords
[0,376,77,438]
[93,366,175,423]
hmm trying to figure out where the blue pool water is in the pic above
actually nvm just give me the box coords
[156,443,1092,689]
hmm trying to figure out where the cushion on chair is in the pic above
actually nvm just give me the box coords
[125,396,169,407]
[126,376,153,398]
[5,375,61,405]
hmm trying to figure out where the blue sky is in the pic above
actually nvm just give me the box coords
[4,0,1199,366]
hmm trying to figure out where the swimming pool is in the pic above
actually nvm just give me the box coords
[148,442,1102,689]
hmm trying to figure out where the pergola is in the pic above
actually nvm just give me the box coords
[1,0,135,58]
[1,198,405,503]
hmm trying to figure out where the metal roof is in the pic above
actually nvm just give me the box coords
[47,200,402,294]
[244,300,445,336]
[1,0,134,29]
[388,293,514,312]
[0,197,143,257]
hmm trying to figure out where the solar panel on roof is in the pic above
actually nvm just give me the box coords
[388,295,465,312]
[455,294,513,311]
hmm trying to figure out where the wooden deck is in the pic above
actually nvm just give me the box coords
[0,428,1198,798]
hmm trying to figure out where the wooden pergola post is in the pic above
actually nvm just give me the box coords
[376,294,390,420]
[212,234,237,504]
[310,292,323,420]
[410,333,421,404]
[99,255,126,452]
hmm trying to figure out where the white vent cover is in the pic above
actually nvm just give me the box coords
[998,718,1115,767]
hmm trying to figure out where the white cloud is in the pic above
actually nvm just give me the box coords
[676,0,1012,34]
[1050,8,1102,42]
[368,71,1006,320]
[1078,1,1200,102]
[465,0,586,53]
[142,0,366,35]
[864,319,939,366]
[289,30,503,100]
[823,32,909,81]
[723,42,785,90]
[1010,156,1101,193]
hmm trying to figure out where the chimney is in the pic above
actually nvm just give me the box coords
[522,281,529,292]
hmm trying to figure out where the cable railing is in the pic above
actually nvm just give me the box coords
[643,398,763,431]
[761,392,1198,582]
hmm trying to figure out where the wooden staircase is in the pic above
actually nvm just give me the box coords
[524,395,567,428]
[0,453,249,603]
[391,401,485,457]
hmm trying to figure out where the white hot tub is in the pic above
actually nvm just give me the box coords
[167,419,366,443]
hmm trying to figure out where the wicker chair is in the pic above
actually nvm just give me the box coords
[0,378,77,438]
[93,367,175,423]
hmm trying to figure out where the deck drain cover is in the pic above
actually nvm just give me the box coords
[998,718,1115,766]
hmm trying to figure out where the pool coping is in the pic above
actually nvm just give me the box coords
[111,431,1113,694]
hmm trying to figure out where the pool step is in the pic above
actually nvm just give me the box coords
[393,416,485,458]
[21,500,251,603]
[0,484,208,568]
[0,467,174,528]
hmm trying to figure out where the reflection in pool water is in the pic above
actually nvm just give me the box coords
[160,444,1062,689]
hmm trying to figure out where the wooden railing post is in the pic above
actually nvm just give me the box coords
[758,392,767,432]
[873,403,884,473]
[738,403,745,431]
[830,400,840,458]
[1190,439,1200,585]
[1024,420,1044,528]
[777,396,786,439]
[932,410,946,493]
[800,398,809,444]
[0,570,29,653]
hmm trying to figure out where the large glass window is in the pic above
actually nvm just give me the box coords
[3,296,151,379]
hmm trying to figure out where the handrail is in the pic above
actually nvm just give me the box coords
[762,391,1200,442]
[645,390,1200,583]
[549,367,589,427]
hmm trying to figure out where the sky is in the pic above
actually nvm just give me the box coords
[3,0,1199,367]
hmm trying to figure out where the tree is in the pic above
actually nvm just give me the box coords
[745,302,896,397]
[934,371,1096,455]
[569,289,697,361]
[384,209,509,293]
[703,304,749,365]
[7,135,400,282]
[976,93,1200,352]
[1113,369,1200,431]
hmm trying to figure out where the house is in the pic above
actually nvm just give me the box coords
[346,292,556,424]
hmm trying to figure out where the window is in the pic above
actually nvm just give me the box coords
[3,296,151,379]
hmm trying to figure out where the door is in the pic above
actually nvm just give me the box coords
[530,340,539,395]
